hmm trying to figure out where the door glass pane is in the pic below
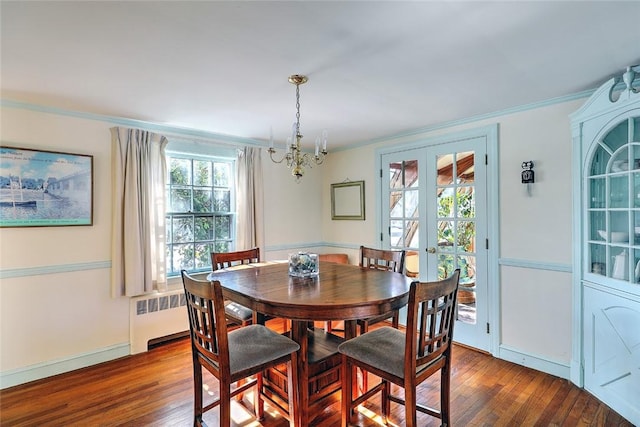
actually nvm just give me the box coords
[405,160,419,188]
[457,151,475,184]
[390,220,403,247]
[407,220,419,247]
[437,154,454,185]
[634,118,640,142]
[438,220,454,251]
[437,187,454,218]
[457,187,475,218]
[406,189,419,217]
[457,221,475,252]
[389,162,403,189]
[390,191,403,217]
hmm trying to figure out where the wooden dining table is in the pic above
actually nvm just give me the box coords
[207,260,412,426]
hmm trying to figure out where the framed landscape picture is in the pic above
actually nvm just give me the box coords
[0,146,93,227]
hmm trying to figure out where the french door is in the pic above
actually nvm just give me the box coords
[381,136,490,351]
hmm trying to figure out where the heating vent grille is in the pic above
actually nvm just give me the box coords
[136,293,186,315]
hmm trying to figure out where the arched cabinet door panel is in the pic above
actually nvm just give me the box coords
[572,65,640,426]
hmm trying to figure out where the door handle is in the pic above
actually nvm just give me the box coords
[427,247,436,254]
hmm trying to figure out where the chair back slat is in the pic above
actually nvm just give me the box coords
[359,245,406,273]
[181,271,230,373]
[211,248,260,271]
[406,269,460,371]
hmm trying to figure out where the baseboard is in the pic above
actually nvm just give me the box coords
[0,342,129,389]
[498,345,570,380]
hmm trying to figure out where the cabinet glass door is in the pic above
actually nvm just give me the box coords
[587,119,640,286]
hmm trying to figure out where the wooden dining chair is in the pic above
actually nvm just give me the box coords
[181,270,300,427]
[338,269,460,427]
[211,248,267,327]
[357,245,406,334]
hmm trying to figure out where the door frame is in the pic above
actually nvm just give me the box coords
[374,124,500,356]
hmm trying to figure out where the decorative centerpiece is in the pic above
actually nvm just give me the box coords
[288,252,319,278]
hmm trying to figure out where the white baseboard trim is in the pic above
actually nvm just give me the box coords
[498,345,570,380]
[0,342,129,389]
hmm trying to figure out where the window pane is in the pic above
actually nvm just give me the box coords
[194,243,212,269]
[214,189,231,211]
[193,160,212,186]
[170,188,191,212]
[214,162,230,187]
[214,241,230,252]
[216,215,231,239]
[169,158,191,185]
[172,243,194,271]
[172,216,194,243]
[194,216,214,241]
[193,189,212,212]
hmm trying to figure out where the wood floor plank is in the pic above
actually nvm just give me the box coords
[0,324,633,427]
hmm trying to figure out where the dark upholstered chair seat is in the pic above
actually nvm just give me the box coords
[338,326,441,381]
[227,325,300,375]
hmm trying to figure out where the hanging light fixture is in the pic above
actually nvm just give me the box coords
[268,74,328,181]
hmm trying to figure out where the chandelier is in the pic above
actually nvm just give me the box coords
[268,74,327,181]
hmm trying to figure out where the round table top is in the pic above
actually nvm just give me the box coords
[207,261,412,321]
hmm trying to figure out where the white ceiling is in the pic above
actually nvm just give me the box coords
[2,1,639,149]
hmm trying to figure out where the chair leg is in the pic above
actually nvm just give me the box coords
[286,356,298,427]
[341,355,353,427]
[404,381,417,427]
[219,383,232,427]
[256,372,264,420]
[441,360,451,427]
[359,321,369,393]
[193,359,204,426]
[382,379,391,424]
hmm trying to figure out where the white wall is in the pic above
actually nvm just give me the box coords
[0,96,584,387]
[0,108,129,384]
[322,99,583,375]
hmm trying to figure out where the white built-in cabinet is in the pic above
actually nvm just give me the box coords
[571,66,640,425]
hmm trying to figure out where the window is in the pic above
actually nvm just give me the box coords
[166,155,235,276]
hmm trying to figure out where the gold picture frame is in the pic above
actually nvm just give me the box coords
[331,180,365,220]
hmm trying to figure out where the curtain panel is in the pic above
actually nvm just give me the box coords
[236,147,264,252]
[111,127,168,297]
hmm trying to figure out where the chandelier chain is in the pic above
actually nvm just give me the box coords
[295,83,301,136]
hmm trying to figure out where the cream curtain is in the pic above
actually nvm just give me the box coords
[111,127,168,297]
[236,147,264,252]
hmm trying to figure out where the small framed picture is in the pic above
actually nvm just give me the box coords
[0,146,93,227]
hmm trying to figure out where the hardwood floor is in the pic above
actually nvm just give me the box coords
[0,322,633,427]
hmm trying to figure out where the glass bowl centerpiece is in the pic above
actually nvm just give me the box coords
[288,252,319,278]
